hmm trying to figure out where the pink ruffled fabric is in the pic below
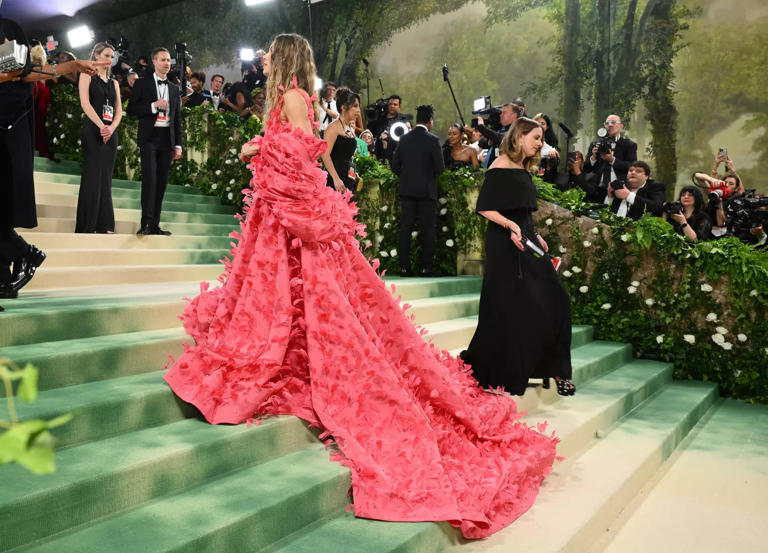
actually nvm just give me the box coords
[164,85,558,539]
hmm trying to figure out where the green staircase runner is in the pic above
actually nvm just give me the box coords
[1,159,764,553]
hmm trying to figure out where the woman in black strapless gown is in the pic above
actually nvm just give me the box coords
[320,87,361,197]
[461,118,574,396]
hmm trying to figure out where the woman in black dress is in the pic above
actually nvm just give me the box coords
[320,87,361,197]
[76,42,122,233]
[442,123,479,171]
[663,186,712,242]
[461,117,574,396]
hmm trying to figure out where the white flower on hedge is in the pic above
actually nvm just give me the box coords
[379,251,389,257]
[627,285,637,294]
[733,369,742,378]
[230,148,237,155]
[438,197,448,205]
[749,289,758,297]
[620,233,630,242]
[215,170,222,176]
[211,183,218,190]
[645,298,655,306]
[559,245,567,253]
[545,218,553,226]
[411,231,418,238]
[380,205,388,212]
[439,207,448,215]
[441,226,448,232]
[572,266,582,273]
[583,240,591,247]
[229,179,235,185]
[52,137,58,144]
[579,285,589,293]
[225,159,232,165]
[711,333,725,345]
[631,280,640,287]
[60,133,65,138]
[715,326,728,335]
[227,192,234,200]
[602,273,610,281]
[601,303,612,310]
[383,222,391,229]
[117,145,122,150]
[700,283,713,292]
[446,239,455,247]
[77,140,81,145]
[737,333,748,342]
[706,312,718,322]
[390,249,397,257]
[66,113,72,119]
[722,342,733,350]
[656,335,664,344]
[226,186,231,192]
[562,270,572,278]
[591,227,599,235]
[376,235,384,243]
[683,334,696,344]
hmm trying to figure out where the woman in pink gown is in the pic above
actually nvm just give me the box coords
[164,33,558,539]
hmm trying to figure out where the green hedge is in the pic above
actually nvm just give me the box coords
[46,86,768,403]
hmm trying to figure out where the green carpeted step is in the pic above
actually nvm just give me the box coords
[35,190,236,215]
[29,217,235,236]
[388,276,482,300]
[25,232,234,251]
[34,157,81,174]
[0,417,318,551]
[405,293,479,324]
[35,170,207,196]
[0,327,186,393]
[12,446,351,553]
[570,325,594,348]
[459,381,719,553]
[43,248,228,268]
[0,370,188,448]
[0,296,186,347]
[569,341,633,385]
[259,509,451,553]
[36,203,237,226]
[35,178,226,206]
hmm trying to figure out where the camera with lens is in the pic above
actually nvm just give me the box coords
[595,128,614,156]
[471,96,502,131]
[114,35,130,60]
[175,42,192,67]
[663,201,684,215]
[365,98,389,124]
[609,178,627,191]
[726,192,768,231]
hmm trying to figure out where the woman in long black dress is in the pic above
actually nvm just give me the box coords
[461,117,574,396]
[319,87,360,197]
[76,42,121,233]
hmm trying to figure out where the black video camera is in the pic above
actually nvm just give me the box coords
[471,96,502,130]
[365,98,389,124]
[726,192,768,230]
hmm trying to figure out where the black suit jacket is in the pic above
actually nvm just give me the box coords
[583,136,637,184]
[581,178,666,220]
[391,126,445,200]
[127,76,183,149]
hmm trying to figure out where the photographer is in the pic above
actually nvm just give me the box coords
[564,150,602,199]
[475,102,521,167]
[583,114,637,187]
[317,81,338,135]
[183,71,210,107]
[694,153,745,229]
[662,187,712,242]
[367,94,403,138]
[574,160,664,220]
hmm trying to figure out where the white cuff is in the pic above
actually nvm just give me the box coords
[603,195,612,205]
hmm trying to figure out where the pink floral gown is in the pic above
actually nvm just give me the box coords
[164,82,558,539]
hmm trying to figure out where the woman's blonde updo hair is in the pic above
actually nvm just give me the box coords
[499,117,543,172]
[265,33,319,127]
[89,42,114,75]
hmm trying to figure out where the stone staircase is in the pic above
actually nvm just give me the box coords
[0,159,764,553]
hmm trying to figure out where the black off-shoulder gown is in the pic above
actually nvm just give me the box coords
[461,168,572,394]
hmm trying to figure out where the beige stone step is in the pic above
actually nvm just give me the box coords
[23,232,233,251]
[41,249,226,267]
[23,217,233,236]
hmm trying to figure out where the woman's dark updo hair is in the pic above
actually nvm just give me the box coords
[679,185,705,213]
[335,87,360,111]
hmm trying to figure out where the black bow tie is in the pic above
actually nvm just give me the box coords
[212,92,220,96]
[157,79,168,85]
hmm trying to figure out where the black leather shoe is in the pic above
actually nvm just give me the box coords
[399,268,413,277]
[136,226,153,235]
[0,283,18,299]
[11,246,45,292]
[152,226,172,236]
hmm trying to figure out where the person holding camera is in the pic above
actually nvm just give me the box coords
[694,152,745,229]
[127,47,183,236]
[475,102,521,167]
[581,160,665,219]
[583,114,637,187]
[662,186,712,242]
[391,104,445,277]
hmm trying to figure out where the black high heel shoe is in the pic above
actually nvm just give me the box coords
[555,378,576,396]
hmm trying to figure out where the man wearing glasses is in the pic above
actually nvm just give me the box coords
[584,114,637,188]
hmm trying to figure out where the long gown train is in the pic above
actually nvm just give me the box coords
[164,84,558,539]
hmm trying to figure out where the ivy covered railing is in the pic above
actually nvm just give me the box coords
[45,86,768,404]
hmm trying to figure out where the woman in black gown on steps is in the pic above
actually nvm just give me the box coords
[320,87,361,197]
[76,42,121,233]
[461,117,575,396]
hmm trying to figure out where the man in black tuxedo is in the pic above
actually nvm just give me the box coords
[127,47,183,235]
[583,114,637,188]
[580,160,665,220]
[391,105,445,277]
